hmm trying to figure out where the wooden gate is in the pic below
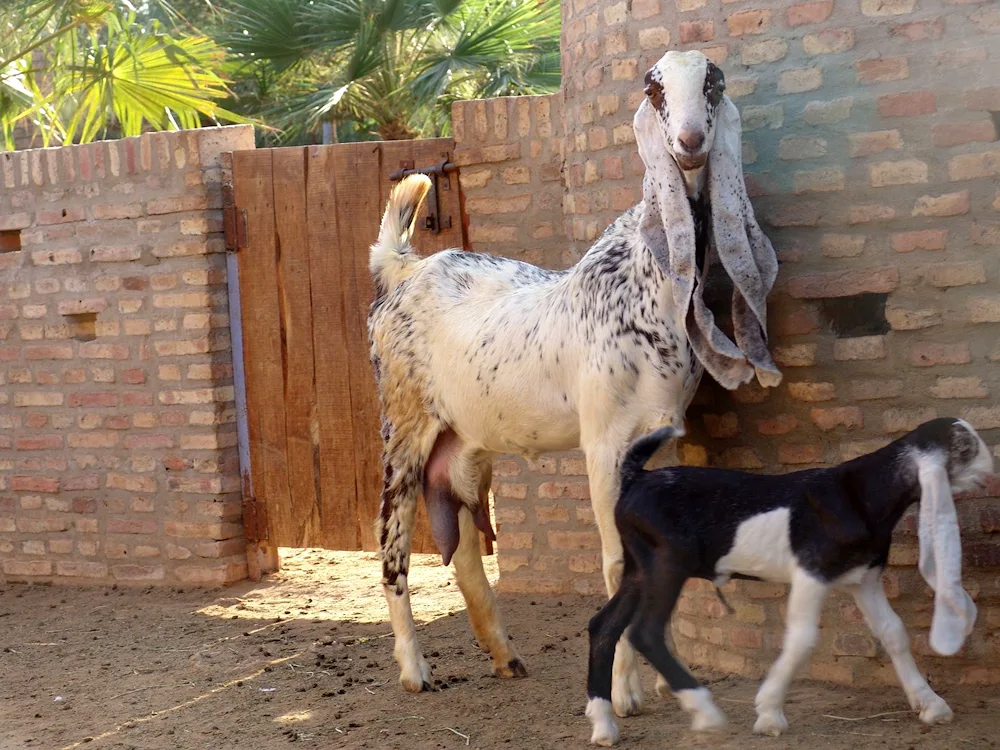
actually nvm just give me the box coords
[226,139,473,558]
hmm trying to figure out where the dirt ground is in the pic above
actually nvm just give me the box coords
[1,550,997,750]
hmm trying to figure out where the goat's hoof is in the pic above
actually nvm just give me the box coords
[587,698,620,747]
[655,675,671,700]
[612,672,644,717]
[493,657,528,679]
[753,711,788,737]
[918,695,953,725]
[691,706,727,732]
[399,658,433,693]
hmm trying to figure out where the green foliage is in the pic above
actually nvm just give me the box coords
[0,0,248,149]
[217,0,561,144]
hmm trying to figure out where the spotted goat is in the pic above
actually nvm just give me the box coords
[585,418,993,745]
[367,50,783,714]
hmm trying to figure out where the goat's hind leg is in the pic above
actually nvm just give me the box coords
[378,437,433,693]
[629,553,726,731]
[451,458,524,678]
[850,568,952,725]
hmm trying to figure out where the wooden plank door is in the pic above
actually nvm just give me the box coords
[230,139,471,555]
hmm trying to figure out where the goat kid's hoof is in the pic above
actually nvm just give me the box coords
[587,698,620,747]
[753,710,788,737]
[493,657,528,679]
[690,706,727,732]
[917,695,953,725]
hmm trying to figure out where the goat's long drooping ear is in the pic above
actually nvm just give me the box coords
[916,452,977,656]
[706,97,782,389]
[635,99,752,388]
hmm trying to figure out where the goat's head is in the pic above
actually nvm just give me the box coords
[641,50,726,173]
[907,418,994,657]
[632,50,783,392]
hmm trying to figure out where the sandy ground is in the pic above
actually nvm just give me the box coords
[1,549,998,750]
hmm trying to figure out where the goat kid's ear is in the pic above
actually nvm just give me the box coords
[916,454,977,656]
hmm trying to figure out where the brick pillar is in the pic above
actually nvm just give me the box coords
[0,125,256,586]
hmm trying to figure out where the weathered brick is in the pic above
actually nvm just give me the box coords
[852,379,904,400]
[548,530,600,550]
[909,342,971,367]
[892,229,947,253]
[727,9,771,36]
[962,406,1000,430]
[834,336,885,361]
[773,343,817,367]
[721,447,764,470]
[847,204,895,224]
[948,150,1000,181]
[742,40,788,65]
[779,442,824,464]
[741,104,784,130]
[855,57,909,83]
[969,297,1000,323]
[886,304,941,330]
[869,160,928,187]
[787,381,835,402]
[930,377,989,399]
[802,97,853,125]
[820,234,865,258]
[794,167,844,193]
[861,0,915,14]
[757,414,798,435]
[848,130,902,158]
[777,68,823,95]
[803,28,854,54]
[883,408,937,434]
[679,20,714,43]
[877,91,935,117]
[786,267,898,298]
[933,121,997,148]
[811,407,863,431]
[912,190,970,217]
[925,262,986,288]
[786,0,832,26]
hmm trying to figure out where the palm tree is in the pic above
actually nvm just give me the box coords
[0,0,248,150]
[216,0,560,144]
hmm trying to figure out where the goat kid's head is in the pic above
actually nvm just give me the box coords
[640,51,726,173]
[907,418,994,657]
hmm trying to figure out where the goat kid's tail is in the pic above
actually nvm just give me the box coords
[620,426,678,492]
[370,174,432,294]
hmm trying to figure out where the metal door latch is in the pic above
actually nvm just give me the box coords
[388,156,456,234]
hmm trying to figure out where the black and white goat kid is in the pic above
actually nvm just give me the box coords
[586,418,993,745]
[368,50,782,714]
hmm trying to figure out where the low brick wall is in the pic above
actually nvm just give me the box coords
[0,126,255,586]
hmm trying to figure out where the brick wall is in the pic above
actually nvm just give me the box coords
[457,0,1000,683]
[0,125,255,587]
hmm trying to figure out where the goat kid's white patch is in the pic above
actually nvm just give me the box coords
[715,507,794,583]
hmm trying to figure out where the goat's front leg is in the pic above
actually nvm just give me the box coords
[586,442,644,718]
[849,568,952,725]
[754,568,829,736]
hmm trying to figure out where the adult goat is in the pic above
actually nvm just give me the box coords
[368,49,782,716]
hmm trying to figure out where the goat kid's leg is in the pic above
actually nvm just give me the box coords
[586,443,644,718]
[378,443,432,693]
[850,569,952,725]
[630,559,726,731]
[586,577,641,746]
[754,569,829,736]
[453,503,525,678]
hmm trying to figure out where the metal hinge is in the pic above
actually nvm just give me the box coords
[223,206,249,252]
[388,156,456,234]
[241,474,269,543]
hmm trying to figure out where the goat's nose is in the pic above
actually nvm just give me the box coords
[677,129,705,153]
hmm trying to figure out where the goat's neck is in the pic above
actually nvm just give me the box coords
[682,166,705,199]
[840,462,921,536]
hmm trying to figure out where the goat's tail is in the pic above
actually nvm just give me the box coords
[620,425,678,492]
[370,174,432,294]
